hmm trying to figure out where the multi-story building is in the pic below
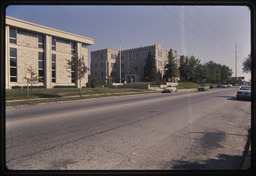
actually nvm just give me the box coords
[91,44,179,84]
[5,16,94,89]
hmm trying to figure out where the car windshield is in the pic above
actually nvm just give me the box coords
[240,87,251,90]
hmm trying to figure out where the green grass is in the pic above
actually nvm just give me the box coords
[5,87,155,107]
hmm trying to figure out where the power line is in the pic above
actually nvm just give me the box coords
[163,7,232,58]
[182,7,233,54]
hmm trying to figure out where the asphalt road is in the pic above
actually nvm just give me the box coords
[6,87,251,170]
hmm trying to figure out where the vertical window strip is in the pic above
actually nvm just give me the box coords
[71,57,75,83]
[10,48,17,82]
[9,28,17,44]
[52,54,56,83]
[38,52,44,83]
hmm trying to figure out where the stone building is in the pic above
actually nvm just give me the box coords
[91,44,180,84]
[5,16,94,89]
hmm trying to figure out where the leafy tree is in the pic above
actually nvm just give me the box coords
[179,57,190,82]
[164,50,179,82]
[220,65,232,83]
[24,65,38,89]
[243,54,251,73]
[144,51,157,82]
[86,75,97,88]
[67,53,88,98]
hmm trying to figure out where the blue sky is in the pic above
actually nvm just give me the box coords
[6,5,251,80]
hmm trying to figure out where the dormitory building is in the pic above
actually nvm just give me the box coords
[91,44,187,84]
[5,16,94,89]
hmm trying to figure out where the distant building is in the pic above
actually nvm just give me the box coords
[5,16,94,89]
[91,44,181,84]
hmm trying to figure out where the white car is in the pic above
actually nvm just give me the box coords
[236,86,251,100]
[162,85,177,93]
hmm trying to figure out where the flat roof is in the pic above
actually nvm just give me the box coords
[6,16,94,46]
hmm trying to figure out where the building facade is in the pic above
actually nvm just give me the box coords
[5,16,94,89]
[91,44,182,84]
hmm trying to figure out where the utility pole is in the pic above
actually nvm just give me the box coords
[119,31,122,83]
[235,43,237,80]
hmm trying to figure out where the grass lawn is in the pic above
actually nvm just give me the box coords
[6,87,155,107]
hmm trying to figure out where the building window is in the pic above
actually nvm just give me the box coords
[71,42,76,54]
[94,54,98,61]
[158,60,162,67]
[9,28,17,44]
[143,51,148,58]
[158,51,162,57]
[101,53,104,59]
[38,52,44,83]
[134,52,138,59]
[101,72,104,77]
[127,53,130,59]
[52,37,56,50]
[101,63,104,68]
[17,29,37,37]
[10,48,17,82]
[82,43,87,48]
[134,66,138,71]
[52,54,56,83]
[111,54,117,60]
[38,35,44,48]
[71,57,75,83]
[94,63,97,69]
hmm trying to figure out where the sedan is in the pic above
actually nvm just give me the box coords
[162,85,177,93]
[198,84,209,91]
[236,86,251,100]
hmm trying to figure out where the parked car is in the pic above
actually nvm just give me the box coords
[198,84,210,91]
[236,86,251,100]
[221,85,228,88]
[227,84,232,87]
[218,85,222,88]
[162,85,177,93]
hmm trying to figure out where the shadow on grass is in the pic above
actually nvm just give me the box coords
[35,93,62,98]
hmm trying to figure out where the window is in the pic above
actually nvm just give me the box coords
[158,51,162,57]
[101,63,104,68]
[127,53,130,59]
[10,48,17,82]
[134,66,138,71]
[143,51,148,58]
[38,52,44,82]
[71,42,76,54]
[9,28,17,44]
[101,53,104,59]
[94,54,98,61]
[52,38,56,50]
[134,52,138,59]
[101,72,104,77]
[111,54,117,60]
[52,54,56,83]
[94,63,97,69]
[38,35,44,48]
[82,43,87,48]
[71,57,75,83]
[158,60,162,67]
[17,29,37,37]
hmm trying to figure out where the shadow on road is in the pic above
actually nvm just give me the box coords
[215,96,250,102]
[170,154,243,170]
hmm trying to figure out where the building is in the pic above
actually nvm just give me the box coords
[91,44,180,84]
[5,16,94,89]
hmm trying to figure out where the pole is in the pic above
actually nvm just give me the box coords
[119,31,122,83]
[235,43,237,80]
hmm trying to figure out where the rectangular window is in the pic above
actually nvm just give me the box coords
[127,53,130,59]
[101,72,104,77]
[52,54,56,83]
[38,52,44,82]
[158,51,162,57]
[10,48,17,82]
[9,28,17,44]
[143,51,148,58]
[134,52,138,59]
[38,35,44,48]
[94,63,97,69]
[134,66,138,71]
[71,42,76,54]
[52,38,56,50]
[158,60,162,67]
[111,54,117,60]
[17,29,37,37]
[71,57,75,83]
[94,54,98,61]
[101,63,104,68]
[101,53,104,59]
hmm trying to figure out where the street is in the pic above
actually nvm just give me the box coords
[6,87,251,170]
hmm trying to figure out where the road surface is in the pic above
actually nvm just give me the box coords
[6,87,251,170]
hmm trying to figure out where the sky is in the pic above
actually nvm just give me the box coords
[6,5,251,81]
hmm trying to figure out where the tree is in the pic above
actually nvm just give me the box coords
[243,54,251,73]
[144,51,157,82]
[179,58,190,82]
[163,50,179,82]
[67,53,88,98]
[24,65,38,89]
[86,75,97,88]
